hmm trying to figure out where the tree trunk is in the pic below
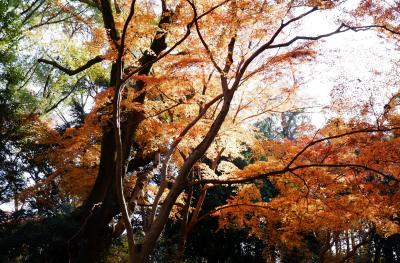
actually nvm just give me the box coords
[73,68,120,261]
[68,5,173,261]
[136,89,234,262]
[175,188,191,263]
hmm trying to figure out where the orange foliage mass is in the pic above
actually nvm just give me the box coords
[215,117,400,249]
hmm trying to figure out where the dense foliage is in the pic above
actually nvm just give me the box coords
[1,0,400,262]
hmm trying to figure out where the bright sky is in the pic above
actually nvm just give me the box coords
[290,4,400,127]
[229,1,400,129]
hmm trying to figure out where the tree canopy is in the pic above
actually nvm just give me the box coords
[1,0,400,262]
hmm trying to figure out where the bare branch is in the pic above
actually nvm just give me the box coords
[258,24,400,57]
[20,0,43,16]
[188,125,400,186]
[145,102,182,119]
[187,184,213,232]
[169,94,224,151]
[21,0,46,25]
[44,77,84,113]
[37,55,103,76]
[17,62,38,90]
[267,24,372,49]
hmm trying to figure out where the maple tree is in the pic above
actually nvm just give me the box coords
[2,0,400,262]
[214,119,400,261]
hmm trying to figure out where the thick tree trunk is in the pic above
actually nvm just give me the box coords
[71,83,147,262]
[73,117,145,262]
[68,4,172,261]
[71,61,120,261]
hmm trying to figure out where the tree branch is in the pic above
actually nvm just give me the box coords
[186,0,223,73]
[37,55,103,76]
[189,126,400,187]
[196,203,277,226]
[232,7,318,88]
[266,23,398,50]
[112,0,137,261]
[121,0,232,84]
[191,163,398,186]
[147,93,223,229]
[285,126,400,169]
[223,36,236,75]
[44,77,84,113]
[100,0,120,45]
